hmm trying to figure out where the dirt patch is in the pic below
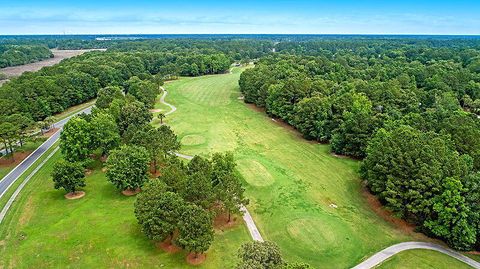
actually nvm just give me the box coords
[156,239,182,254]
[0,151,32,167]
[122,188,141,196]
[0,49,105,78]
[213,212,240,230]
[150,170,162,178]
[19,196,35,227]
[85,169,92,176]
[149,109,163,113]
[65,191,86,200]
[186,253,206,265]
[42,128,59,138]
[361,185,417,234]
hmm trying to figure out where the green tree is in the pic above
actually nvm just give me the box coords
[236,241,284,269]
[157,125,181,158]
[118,100,152,136]
[361,125,472,224]
[90,111,120,157]
[424,177,477,250]
[51,160,86,195]
[182,172,215,209]
[0,122,17,156]
[135,179,185,244]
[159,158,188,193]
[331,93,378,158]
[187,155,212,178]
[157,113,166,124]
[96,86,124,109]
[176,204,214,258]
[60,116,92,162]
[293,96,332,142]
[106,144,150,192]
[7,113,34,147]
[210,152,247,221]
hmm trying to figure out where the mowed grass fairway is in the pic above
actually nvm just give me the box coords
[0,155,249,267]
[160,67,473,268]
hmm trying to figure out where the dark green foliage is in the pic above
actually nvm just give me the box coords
[118,100,152,136]
[124,76,159,108]
[51,160,86,194]
[424,177,477,250]
[236,241,284,269]
[106,144,150,191]
[175,204,214,255]
[0,45,52,68]
[361,125,471,221]
[60,116,92,162]
[134,179,185,242]
[96,86,124,109]
[90,111,120,156]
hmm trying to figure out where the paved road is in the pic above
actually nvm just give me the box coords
[160,87,264,242]
[352,241,480,269]
[0,107,92,200]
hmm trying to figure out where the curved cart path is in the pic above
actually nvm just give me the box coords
[352,242,480,269]
[159,87,264,242]
[160,86,480,268]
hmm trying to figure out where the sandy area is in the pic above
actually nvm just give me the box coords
[0,49,105,86]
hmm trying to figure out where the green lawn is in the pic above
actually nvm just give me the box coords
[376,249,473,269]
[158,67,476,268]
[0,149,249,268]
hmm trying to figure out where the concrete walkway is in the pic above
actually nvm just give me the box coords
[352,242,480,269]
[160,87,264,242]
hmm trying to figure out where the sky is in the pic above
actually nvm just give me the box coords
[0,0,479,35]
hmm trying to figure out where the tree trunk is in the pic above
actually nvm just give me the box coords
[228,211,231,223]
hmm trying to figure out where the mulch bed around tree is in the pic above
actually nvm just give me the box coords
[0,151,31,167]
[121,188,141,196]
[186,252,206,265]
[156,239,182,254]
[361,184,417,234]
[64,191,85,200]
[42,128,59,138]
[213,212,240,230]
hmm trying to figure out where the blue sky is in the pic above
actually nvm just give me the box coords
[1,0,479,35]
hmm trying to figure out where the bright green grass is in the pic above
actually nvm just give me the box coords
[376,249,473,269]
[158,66,477,268]
[0,149,249,268]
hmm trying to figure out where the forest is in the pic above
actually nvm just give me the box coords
[239,39,480,250]
[0,45,52,68]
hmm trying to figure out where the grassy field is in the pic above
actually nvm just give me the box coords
[376,249,473,269]
[0,149,249,268]
[0,67,476,268]
[157,67,476,268]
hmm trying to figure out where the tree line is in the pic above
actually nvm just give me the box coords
[239,41,480,250]
[0,45,52,68]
